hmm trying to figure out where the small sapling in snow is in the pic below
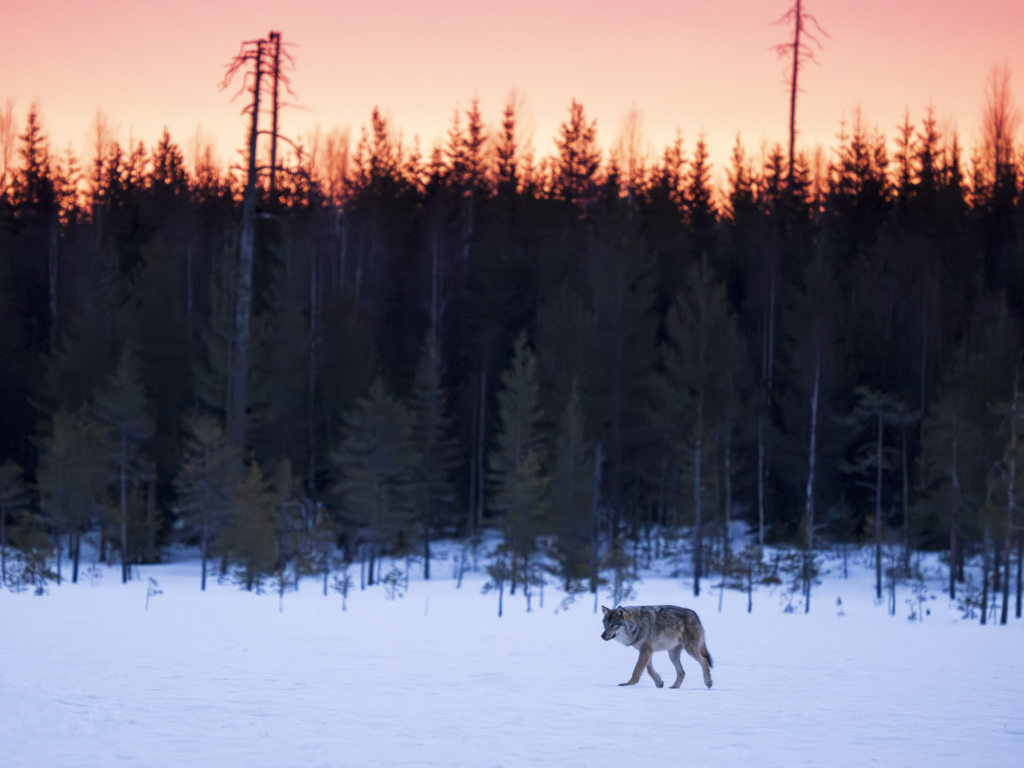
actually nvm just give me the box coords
[332,570,353,611]
[146,578,162,610]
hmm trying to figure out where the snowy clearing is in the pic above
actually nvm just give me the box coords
[2,549,1023,767]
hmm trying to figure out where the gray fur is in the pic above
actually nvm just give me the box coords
[601,604,713,689]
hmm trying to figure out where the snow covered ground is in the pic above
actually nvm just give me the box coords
[3,547,1023,767]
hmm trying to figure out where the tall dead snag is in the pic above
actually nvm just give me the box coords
[221,38,266,450]
[773,1,828,185]
[268,32,282,201]
[264,31,297,203]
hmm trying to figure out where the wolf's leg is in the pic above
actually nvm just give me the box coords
[619,646,652,686]
[646,659,664,688]
[685,641,713,688]
[668,646,685,688]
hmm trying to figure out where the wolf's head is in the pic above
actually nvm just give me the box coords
[601,606,635,645]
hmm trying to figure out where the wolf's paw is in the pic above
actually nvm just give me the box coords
[654,679,664,688]
[618,681,637,686]
[705,680,713,689]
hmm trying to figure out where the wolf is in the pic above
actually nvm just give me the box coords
[601,605,713,688]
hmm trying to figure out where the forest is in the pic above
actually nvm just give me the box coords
[1,34,1023,624]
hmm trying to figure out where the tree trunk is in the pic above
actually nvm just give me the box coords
[902,424,911,575]
[71,532,80,584]
[146,478,156,564]
[1002,368,1018,625]
[693,432,703,597]
[949,524,957,599]
[1001,535,1011,624]
[476,356,487,528]
[590,442,604,599]
[468,375,477,536]
[0,501,6,583]
[787,0,802,184]
[268,32,281,202]
[950,415,961,598]
[48,211,59,349]
[757,421,766,552]
[756,267,774,557]
[875,411,883,600]
[803,348,820,613]
[804,354,820,534]
[994,537,1002,593]
[747,556,753,613]
[723,417,733,572]
[1016,535,1022,619]
[200,501,208,592]
[226,40,264,451]
[981,533,990,625]
[120,429,129,584]
[309,242,320,514]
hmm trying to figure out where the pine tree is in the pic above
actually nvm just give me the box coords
[36,408,106,583]
[841,388,909,600]
[549,379,593,590]
[551,100,600,210]
[495,100,520,197]
[93,346,154,583]
[658,257,740,597]
[922,369,982,598]
[581,205,658,537]
[785,255,842,610]
[409,334,460,578]
[175,413,237,590]
[488,332,548,568]
[0,461,29,584]
[686,134,716,259]
[220,461,278,591]
[332,379,419,577]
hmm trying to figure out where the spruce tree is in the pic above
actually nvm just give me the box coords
[409,334,460,578]
[175,413,237,590]
[658,257,740,596]
[0,461,28,584]
[552,100,600,209]
[549,379,593,591]
[36,407,106,583]
[332,378,419,579]
[581,204,658,538]
[93,346,154,583]
[220,461,278,591]
[488,331,548,573]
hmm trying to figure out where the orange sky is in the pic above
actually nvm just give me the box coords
[2,0,1023,179]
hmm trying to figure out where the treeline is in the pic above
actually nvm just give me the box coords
[0,74,1022,620]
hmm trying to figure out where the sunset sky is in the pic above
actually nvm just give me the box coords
[2,0,1022,176]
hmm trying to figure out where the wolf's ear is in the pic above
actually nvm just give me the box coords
[601,606,610,615]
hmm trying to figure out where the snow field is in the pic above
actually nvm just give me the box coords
[2,551,1023,767]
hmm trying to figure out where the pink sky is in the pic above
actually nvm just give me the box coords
[2,0,1022,177]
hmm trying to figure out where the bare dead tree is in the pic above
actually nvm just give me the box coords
[773,0,828,185]
[0,99,15,198]
[221,37,266,450]
[610,107,649,207]
[981,62,1020,195]
[264,31,299,202]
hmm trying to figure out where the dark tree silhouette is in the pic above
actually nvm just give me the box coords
[773,0,828,185]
